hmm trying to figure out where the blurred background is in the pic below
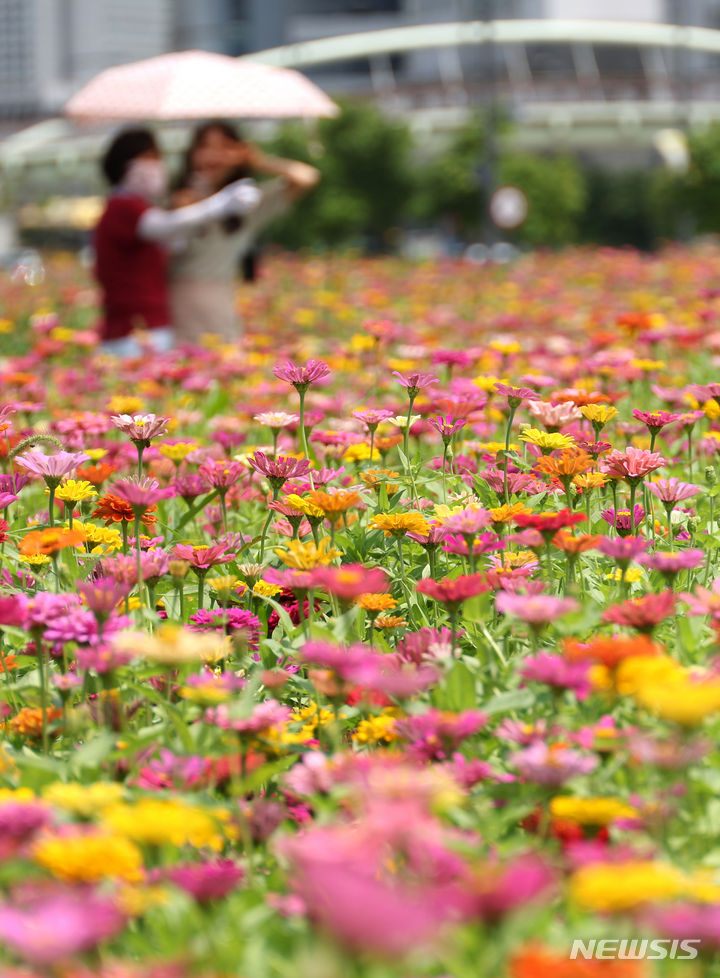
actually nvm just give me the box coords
[3,0,720,256]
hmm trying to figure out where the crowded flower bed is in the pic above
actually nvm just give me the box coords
[3,245,720,976]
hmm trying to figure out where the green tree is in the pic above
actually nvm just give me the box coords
[409,117,486,237]
[499,153,586,248]
[262,100,415,250]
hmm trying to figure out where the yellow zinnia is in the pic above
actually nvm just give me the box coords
[519,428,575,452]
[571,860,686,912]
[54,480,98,504]
[580,404,618,425]
[550,796,638,826]
[369,512,430,537]
[102,799,227,849]
[634,676,720,726]
[33,832,143,883]
[274,537,342,570]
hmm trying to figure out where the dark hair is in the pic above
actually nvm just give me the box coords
[101,128,158,186]
[175,120,251,234]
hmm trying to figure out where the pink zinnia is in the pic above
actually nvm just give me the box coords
[598,536,649,566]
[441,507,490,536]
[427,415,467,440]
[646,477,703,504]
[273,359,330,390]
[442,532,503,558]
[416,573,490,608]
[331,651,438,699]
[527,400,581,429]
[493,384,542,407]
[520,652,592,700]
[112,477,171,511]
[173,543,233,570]
[510,741,598,786]
[641,549,704,579]
[468,853,555,923]
[406,525,450,547]
[394,708,486,760]
[198,458,245,489]
[632,409,681,429]
[602,590,676,632]
[600,506,645,536]
[646,902,720,949]
[76,577,131,619]
[249,452,311,481]
[601,447,667,483]
[352,408,394,430]
[0,594,27,626]
[306,564,389,601]
[683,578,720,618]
[167,860,244,903]
[205,700,291,734]
[392,371,439,395]
[495,591,578,626]
[278,823,461,956]
[0,890,124,965]
[15,449,89,484]
[111,412,169,444]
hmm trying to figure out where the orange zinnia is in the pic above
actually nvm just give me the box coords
[564,634,660,670]
[511,945,646,978]
[306,490,361,519]
[76,462,117,486]
[535,449,593,481]
[93,493,158,527]
[19,527,86,556]
[553,389,615,407]
[552,531,601,554]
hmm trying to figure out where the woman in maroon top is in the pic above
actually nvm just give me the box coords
[94,128,260,357]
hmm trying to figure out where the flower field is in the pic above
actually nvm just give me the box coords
[3,245,720,976]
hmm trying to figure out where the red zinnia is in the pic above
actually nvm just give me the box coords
[514,509,586,540]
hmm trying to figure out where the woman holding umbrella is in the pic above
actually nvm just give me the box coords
[169,121,320,346]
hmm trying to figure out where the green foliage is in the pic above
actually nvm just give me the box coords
[682,123,720,234]
[260,104,720,251]
[263,99,415,249]
[409,117,486,236]
[499,152,586,247]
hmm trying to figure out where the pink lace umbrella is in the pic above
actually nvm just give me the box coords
[65,50,338,121]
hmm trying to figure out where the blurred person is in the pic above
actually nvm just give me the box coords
[94,127,260,357]
[170,121,320,345]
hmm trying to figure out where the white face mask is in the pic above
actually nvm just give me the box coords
[123,158,168,200]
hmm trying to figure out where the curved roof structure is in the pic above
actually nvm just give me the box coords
[244,18,720,67]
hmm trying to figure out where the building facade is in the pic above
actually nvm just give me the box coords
[2,0,720,121]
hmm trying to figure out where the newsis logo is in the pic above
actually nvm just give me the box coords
[570,938,701,961]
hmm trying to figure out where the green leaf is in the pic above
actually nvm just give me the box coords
[68,731,116,776]
[482,688,534,715]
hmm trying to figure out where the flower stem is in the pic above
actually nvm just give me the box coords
[665,502,675,551]
[629,482,638,535]
[403,394,416,464]
[47,484,55,527]
[134,516,144,612]
[38,640,49,755]
[258,509,274,561]
[503,406,517,504]
[442,443,448,504]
